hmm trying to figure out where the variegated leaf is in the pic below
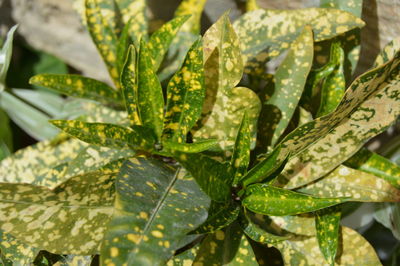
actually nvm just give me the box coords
[148,15,190,71]
[374,37,400,67]
[137,39,164,140]
[260,26,313,147]
[274,226,381,266]
[194,222,258,266]
[101,158,210,265]
[173,0,207,34]
[0,25,17,89]
[174,152,231,202]
[163,139,218,154]
[276,50,400,188]
[315,206,341,265]
[55,255,93,266]
[167,245,200,266]
[0,230,38,265]
[298,165,400,202]
[163,38,205,143]
[269,215,316,237]
[0,170,116,254]
[231,113,251,186]
[242,184,346,216]
[51,120,156,151]
[29,74,121,105]
[233,8,364,71]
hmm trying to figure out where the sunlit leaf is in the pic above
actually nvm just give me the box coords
[163,139,218,154]
[0,25,17,89]
[246,0,260,11]
[374,37,400,67]
[174,0,207,34]
[231,113,251,186]
[0,230,38,265]
[101,158,209,265]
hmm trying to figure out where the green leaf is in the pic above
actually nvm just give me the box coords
[233,8,365,70]
[231,113,251,186]
[274,226,381,266]
[85,0,119,87]
[299,165,400,202]
[194,222,258,265]
[116,18,133,74]
[0,170,116,254]
[315,206,341,265]
[163,139,218,153]
[163,38,205,143]
[344,148,400,188]
[137,39,164,140]
[175,152,231,202]
[246,0,260,11]
[191,202,240,234]
[374,202,400,240]
[56,255,94,266]
[0,91,59,140]
[101,158,210,265]
[0,230,39,265]
[167,245,200,266]
[29,74,121,105]
[148,15,190,71]
[117,0,148,43]
[260,26,313,147]
[269,215,316,236]
[276,50,400,188]
[0,25,17,88]
[0,109,12,156]
[243,184,346,216]
[174,0,207,34]
[50,120,155,151]
[374,37,400,67]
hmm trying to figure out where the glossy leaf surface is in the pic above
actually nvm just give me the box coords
[0,25,17,88]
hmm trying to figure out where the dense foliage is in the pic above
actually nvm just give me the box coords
[0,0,400,265]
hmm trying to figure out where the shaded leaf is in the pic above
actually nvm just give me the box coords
[163,38,205,143]
[29,74,121,105]
[167,245,200,266]
[243,184,346,216]
[55,255,93,266]
[101,158,210,265]
[0,25,17,88]
[0,109,12,158]
[374,202,400,240]
[163,139,218,153]
[299,165,400,202]
[231,113,251,186]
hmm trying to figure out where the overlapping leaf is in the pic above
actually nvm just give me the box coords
[374,37,400,67]
[101,158,210,265]
[0,230,39,265]
[162,139,218,154]
[0,25,17,89]
[231,113,251,186]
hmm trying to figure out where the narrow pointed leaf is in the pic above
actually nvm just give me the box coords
[243,184,346,216]
[315,206,341,265]
[231,113,251,186]
[374,37,400,67]
[50,120,155,151]
[29,74,121,105]
[121,45,141,126]
[137,39,164,140]
[163,139,218,153]
[85,0,119,86]
[163,38,205,143]
[148,15,191,71]
[0,25,17,88]
[194,222,258,266]
[174,152,231,202]
[101,158,210,266]
[299,165,400,202]
[174,0,207,34]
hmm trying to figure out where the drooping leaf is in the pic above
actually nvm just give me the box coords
[163,139,218,154]
[148,15,190,71]
[29,74,121,106]
[315,206,341,265]
[194,222,258,266]
[242,184,346,216]
[233,8,365,70]
[276,50,400,188]
[85,0,119,86]
[0,230,39,265]
[274,227,381,265]
[101,158,210,266]
[0,170,116,254]
[50,120,155,151]
[163,38,205,143]
[137,39,164,140]
[298,165,400,202]
[0,25,17,89]
[175,152,231,202]
[231,113,251,186]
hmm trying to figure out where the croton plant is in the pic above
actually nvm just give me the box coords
[0,0,399,265]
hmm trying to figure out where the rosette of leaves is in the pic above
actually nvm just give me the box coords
[0,0,400,265]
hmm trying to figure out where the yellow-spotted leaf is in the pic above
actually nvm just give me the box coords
[29,74,122,105]
[194,222,258,266]
[163,139,218,154]
[0,170,116,254]
[163,38,205,143]
[85,0,119,87]
[101,158,210,266]
[137,39,164,140]
[231,113,251,186]
[276,50,400,188]
[56,255,94,266]
[298,165,400,202]
[374,37,400,67]
[242,184,346,216]
[344,148,400,188]
[167,245,200,266]
[116,18,134,74]
[0,230,39,265]
[260,26,313,147]
[148,15,191,71]
[269,215,316,237]
[174,0,207,35]
[315,206,341,265]
[233,8,365,70]
[50,120,156,151]
[274,226,381,266]
[174,152,231,202]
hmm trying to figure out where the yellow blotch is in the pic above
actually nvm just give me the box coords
[110,247,119,257]
[151,230,164,238]
[139,212,148,219]
[215,230,225,240]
